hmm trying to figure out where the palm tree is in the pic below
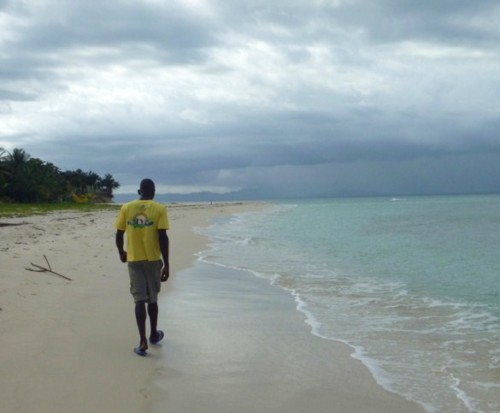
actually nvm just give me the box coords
[3,148,35,202]
[100,173,120,198]
[7,148,30,168]
[0,147,8,197]
[0,147,121,203]
[0,147,8,173]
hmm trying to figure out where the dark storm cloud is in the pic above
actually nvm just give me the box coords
[7,1,217,52]
[0,0,218,107]
[1,0,500,198]
[326,0,500,45]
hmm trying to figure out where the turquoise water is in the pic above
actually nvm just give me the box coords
[197,195,500,413]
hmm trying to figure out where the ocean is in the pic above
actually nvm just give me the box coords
[196,195,500,413]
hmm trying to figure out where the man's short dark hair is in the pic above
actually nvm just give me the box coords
[139,178,155,196]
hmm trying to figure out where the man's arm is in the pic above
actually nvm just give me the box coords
[115,230,127,263]
[159,229,169,282]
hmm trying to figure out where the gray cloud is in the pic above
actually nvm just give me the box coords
[1,0,500,199]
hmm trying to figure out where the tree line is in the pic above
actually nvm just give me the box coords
[0,147,120,203]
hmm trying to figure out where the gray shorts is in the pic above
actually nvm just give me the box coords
[128,260,163,303]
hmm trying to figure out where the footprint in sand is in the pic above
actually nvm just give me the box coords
[139,387,149,399]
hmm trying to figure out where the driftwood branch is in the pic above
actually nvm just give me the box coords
[25,254,73,281]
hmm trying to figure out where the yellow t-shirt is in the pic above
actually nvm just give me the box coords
[115,199,169,262]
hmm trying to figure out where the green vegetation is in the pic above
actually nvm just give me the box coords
[0,147,120,204]
[0,202,121,218]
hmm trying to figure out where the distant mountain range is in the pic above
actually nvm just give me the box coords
[113,190,263,204]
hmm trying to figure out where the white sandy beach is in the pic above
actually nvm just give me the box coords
[0,203,425,413]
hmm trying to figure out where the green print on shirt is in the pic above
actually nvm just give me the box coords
[128,213,154,229]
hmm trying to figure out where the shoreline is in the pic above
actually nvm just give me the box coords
[153,259,426,413]
[0,202,425,413]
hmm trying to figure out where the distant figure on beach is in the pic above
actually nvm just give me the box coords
[115,178,170,356]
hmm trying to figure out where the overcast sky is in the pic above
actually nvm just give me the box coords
[1,0,500,199]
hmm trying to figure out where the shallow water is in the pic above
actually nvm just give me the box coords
[197,195,500,413]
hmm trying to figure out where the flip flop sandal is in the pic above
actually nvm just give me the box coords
[134,346,147,356]
[150,330,164,345]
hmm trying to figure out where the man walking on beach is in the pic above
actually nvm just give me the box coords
[115,178,170,356]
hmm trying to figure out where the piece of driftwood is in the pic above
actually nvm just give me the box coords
[25,255,73,281]
[0,222,28,227]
